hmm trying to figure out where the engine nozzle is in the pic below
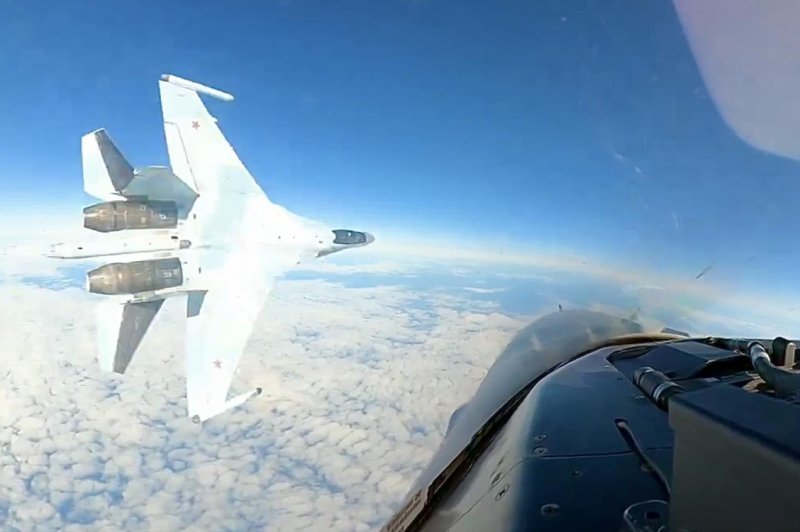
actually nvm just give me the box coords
[87,257,183,295]
[83,200,178,232]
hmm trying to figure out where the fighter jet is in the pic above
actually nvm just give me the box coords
[50,74,374,423]
[382,310,800,532]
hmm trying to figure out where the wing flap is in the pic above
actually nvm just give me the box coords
[121,166,198,217]
[96,298,164,374]
[163,122,198,192]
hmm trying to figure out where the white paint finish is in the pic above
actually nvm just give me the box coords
[81,129,121,201]
[55,74,375,423]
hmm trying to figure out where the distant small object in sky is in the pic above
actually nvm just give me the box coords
[558,303,563,312]
[695,263,715,280]
[611,150,646,179]
[661,326,690,337]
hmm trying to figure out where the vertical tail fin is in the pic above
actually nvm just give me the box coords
[96,299,164,374]
[186,290,207,317]
[82,129,135,200]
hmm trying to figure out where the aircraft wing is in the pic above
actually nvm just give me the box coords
[158,74,266,204]
[157,74,296,422]
[184,245,300,422]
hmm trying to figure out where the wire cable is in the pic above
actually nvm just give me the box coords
[615,419,671,499]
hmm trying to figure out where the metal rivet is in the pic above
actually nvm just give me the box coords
[533,446,547,455]
[572,469,583,477]
[491,472,501,486]
[541,503,560,517]
[634,394,645,400]
[495,485,509,501]
[533,434,547,441]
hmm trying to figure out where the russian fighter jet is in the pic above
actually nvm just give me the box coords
[50,74,374,423]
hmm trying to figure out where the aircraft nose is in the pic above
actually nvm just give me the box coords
[364,232,375,245]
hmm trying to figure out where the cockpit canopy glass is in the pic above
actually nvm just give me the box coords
[332,229,367,245]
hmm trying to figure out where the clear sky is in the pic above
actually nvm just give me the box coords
[1,0,798,295]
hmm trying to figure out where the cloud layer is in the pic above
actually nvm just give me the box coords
[1,224,796,531]
[0,275,528,531]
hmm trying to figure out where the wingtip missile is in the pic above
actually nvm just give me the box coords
[160,74,235,102]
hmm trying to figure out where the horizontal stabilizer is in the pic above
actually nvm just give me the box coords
[83,129,135,200]
[82,129,198,212]
[97,299,164,374]
[123,166,198,216]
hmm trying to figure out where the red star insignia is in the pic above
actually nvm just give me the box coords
[213,359,222,369]
[191,120,200,130]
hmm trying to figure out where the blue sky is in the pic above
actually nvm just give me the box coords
[1,0,798,294]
